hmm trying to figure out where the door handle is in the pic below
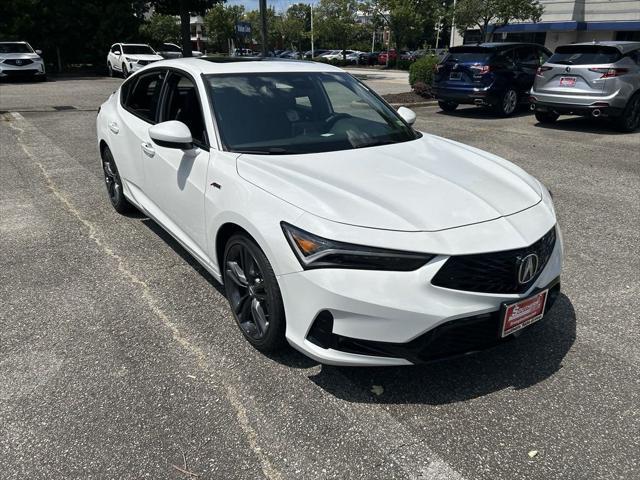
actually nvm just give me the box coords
[141,142,155,157]
[108,121,119,134]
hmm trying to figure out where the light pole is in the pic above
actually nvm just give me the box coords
[310,3,314,58]
[259,0,268,56]
[449,0,457,48]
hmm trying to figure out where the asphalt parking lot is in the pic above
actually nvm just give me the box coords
[1,76,639,479]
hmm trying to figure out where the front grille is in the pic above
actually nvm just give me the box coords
[137,59,157,66]
[3,59,34,66]
[431,227,557,294]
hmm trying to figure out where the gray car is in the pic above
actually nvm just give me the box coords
[530,41,640,132]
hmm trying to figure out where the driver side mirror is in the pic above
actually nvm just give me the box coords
[397,106,416,125]
[35,49,42,55]
[114,51,121,56]
[149,121,193,150]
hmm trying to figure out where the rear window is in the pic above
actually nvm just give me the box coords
[548,45,622,65]
[443,47,492,64]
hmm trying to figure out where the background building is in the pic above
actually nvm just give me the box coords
[453,0,640,50]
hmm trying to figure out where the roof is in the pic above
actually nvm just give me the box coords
[146,57,344,76]
[453,42,542,50]
[567,41,640,53]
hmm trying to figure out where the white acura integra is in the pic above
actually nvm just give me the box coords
[96,58,563,366]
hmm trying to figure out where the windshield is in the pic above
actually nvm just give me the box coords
[123,45,155,55]
[444,47,492,64]
[161,44,181,52]
[548,45,621,65]
[0,43,33,54]
[205,72,418,155]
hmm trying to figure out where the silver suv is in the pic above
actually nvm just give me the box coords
[530,41,640,132]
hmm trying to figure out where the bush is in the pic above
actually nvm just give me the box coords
[409,55,439,88]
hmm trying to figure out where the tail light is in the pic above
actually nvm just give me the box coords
[588,67,629,78]
[470,65,491,76]
[536,66,552,76]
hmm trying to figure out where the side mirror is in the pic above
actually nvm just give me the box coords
[35,49,42,55]
[397,106,416,126]
[114,51,121,56]
[148,121,193,149]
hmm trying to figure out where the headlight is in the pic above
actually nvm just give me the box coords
[125,57,135,63]
[538,180,555,215]
[281,222,435,271]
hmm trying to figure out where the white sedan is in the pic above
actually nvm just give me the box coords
[96,58,563,366]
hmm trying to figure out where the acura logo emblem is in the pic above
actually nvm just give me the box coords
[565,66,571,73]
[16,59,23,65]
[517,254,539,284]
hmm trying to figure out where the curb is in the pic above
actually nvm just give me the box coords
[388,100,437,108]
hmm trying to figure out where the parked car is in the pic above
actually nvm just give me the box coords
[378,49,398,64]
[323,50,358,61]
[432,42,552,116]
[530,41,640,132]
[96,57,562,366]
[156,43,183,59]
[305,49,329,59]
[0,41,46,81]
[107,43,163,78]
[358,51,379,65]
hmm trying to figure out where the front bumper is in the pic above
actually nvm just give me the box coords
[278,222,564,367]
[0,63,46,78]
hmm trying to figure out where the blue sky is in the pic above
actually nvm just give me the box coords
[226,0,318,13]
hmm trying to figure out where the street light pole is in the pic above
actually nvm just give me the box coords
[450,0,457,48]
[310,3,314,58]
[259,0,268,57]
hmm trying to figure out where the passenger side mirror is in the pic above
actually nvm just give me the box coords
[35,49,42,55]
[397,106,416,125]
[114,51,121,56]
[149,121,193,150]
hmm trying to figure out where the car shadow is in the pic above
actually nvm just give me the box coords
[533,116,628,135]
[308,293,576,405]
[437,105,533,120]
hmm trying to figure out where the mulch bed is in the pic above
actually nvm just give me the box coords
[382,91,434,105]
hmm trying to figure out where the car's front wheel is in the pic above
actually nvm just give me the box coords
[107,62,113,77]
[438,101,458,112]
[496,88,518,116]
[535,111,559,124]
[122,63,129,78]
[614,92,640,133]
[223,234,287,352]
[101,146,134,214]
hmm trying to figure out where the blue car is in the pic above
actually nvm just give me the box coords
[432,43,552,116]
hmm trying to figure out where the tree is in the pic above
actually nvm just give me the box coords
[314,0,361,57]
[453,0,544,42]
[140,13,181,46]
[204,4,245,53]
[150,0,221,56]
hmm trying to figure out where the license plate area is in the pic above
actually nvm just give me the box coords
[501,290,548,338]
[559,76,577,87]
[449,72,462,80]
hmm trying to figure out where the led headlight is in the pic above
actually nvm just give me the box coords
[125,57,135,63]
[282,222,435,271]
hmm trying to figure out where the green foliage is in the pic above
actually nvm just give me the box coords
[409,54,439,87]
[204,3,245,52]
[139,14,180,45]
[313,0,363,50]
[454,0,544,41]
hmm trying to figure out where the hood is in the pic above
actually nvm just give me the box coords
[236,134,542,232]
[124,54,163,61]
[0,52,42,61]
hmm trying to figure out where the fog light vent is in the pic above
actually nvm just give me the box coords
[307,310,334,349]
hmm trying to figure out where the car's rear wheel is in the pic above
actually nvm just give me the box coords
[614,92,640,133]
[101,146,134,214]
[496,88,518,116]
[438,101,458,112]
[535,111,559,124]
[223,234,287,352]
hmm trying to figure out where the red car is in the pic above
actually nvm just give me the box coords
[378,49,397,64]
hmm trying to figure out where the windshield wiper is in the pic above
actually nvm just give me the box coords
[353,139,399,149]
[232,147,302,155]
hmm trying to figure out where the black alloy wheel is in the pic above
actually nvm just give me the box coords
[535,111,559,124]
[101,146,134,214]
[615,93,640,133]
[223,234,286,352]
[438,101,458,112]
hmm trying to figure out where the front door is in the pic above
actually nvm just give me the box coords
[142,70,211,262]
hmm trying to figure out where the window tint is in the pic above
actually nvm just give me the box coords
[495,49,516,66]
[538,48,550,65]
[122,44,155,55]
[549,45,622,65]
[111,45,121,53]
[160,72,207,145]
[125,70,165,122]
[516,47,538,65]
[0,43,33,53]
[444,47,492,64]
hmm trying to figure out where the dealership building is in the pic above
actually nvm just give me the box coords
[453,0,640,51]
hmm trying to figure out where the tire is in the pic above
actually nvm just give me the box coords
[101,146,134,214]
[438,101,458,112]
[107,62,113,77]
[495,88,518,117]
[614,93,640,133]
[122,63,129,78]
[223,234,287,353]
[535,111,559,124]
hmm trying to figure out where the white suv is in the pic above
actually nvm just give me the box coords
[107,43,163,78]
[0,41,46,81]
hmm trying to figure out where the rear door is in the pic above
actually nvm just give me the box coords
[535,45,622,97]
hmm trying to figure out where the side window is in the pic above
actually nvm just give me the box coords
[124,70,166,122]
[538,48,551,65]
[516,47,538,65]
[160,72,207,145]
[495,49,515,68]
